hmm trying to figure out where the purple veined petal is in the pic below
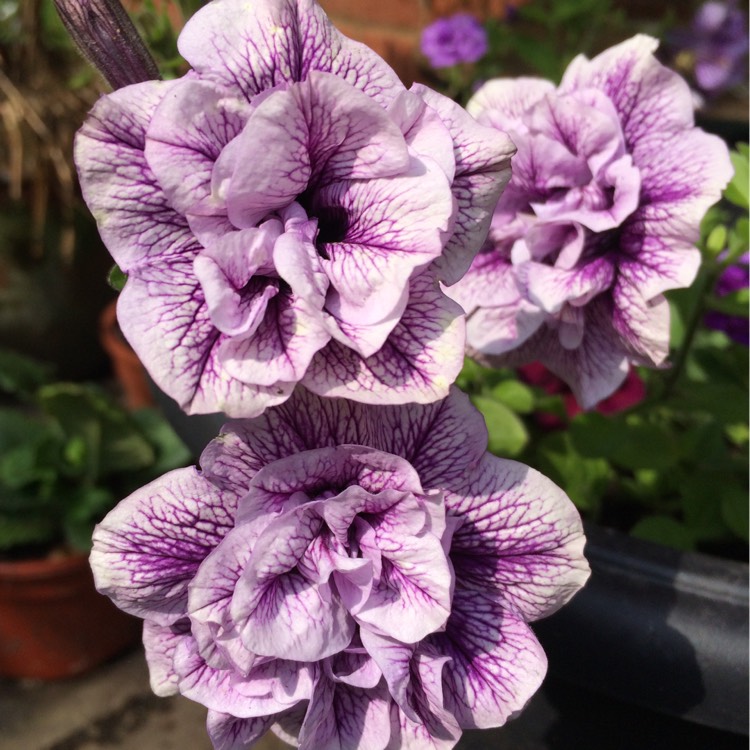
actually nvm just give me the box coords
[199,389,377,493]
[325,649,383,690]
[177,0,404,107]
[142,619,189,697]
[75,79,199,273]
[422,589,547,730]
[359,628,415,718]
[90,468,236,625]
[117,260,296,417]
[371,387,487,492]
[389,653,462,750]
[353,520,453,643]
[302,272,465,405]
[315,154,454,328]
[467,77,555,134]
[218,288,331,387]
[559,35,695,150]
[519,255,616,315]
[145,77,248,218]
[412,85,516,287]
[298,676,393,750]
[448,249,522,315]
[479,297,631,408]
[611,281,670,366]
[465,296,547,357]
[617,228,702,304]
[206,710,277,750]
[445,453,590,621]
[231,505,356,661]
[174,636,314,718]
[387,90,456,183]
[189,523,264,675]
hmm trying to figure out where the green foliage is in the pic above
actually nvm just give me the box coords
[0,349,190,557]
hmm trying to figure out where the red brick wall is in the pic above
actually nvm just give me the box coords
[319,0,520,84]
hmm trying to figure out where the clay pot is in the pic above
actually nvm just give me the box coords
[0,552,141,680]
[99,300,154,410]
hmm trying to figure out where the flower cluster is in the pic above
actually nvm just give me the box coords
[75,0,514,418]
[90,389,589,749]
[449,36,733,407]
[420,13,489,69]
[672,0,749,96]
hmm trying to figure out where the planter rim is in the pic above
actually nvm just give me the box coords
[0,551,90,582]
[583,521,748,605]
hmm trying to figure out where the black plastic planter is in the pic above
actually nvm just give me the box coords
[533,523,749,735]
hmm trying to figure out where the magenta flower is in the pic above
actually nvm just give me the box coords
[449,36,733,408]
[420,13,489,69]
[90,388,589,750]
[75,0,514,417]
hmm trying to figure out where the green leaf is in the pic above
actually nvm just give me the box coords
[570,413,679,471]
[470,395,529,457]
[724,147,749,209]
[535,431,611,513]
[630,516,695,551]
[107,264,128,292]
[130,408,191,476]
[705,288,749,318]
[0,348,54,398]
[0,514,56,550]
[721,485,749,542]
[679,472,732,543]
[489,380,535,414]
[705,224,728,257]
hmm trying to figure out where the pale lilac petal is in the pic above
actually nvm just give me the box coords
[412,85,516,286]
[299,678,393,750]
[117,263,295,417]
[143,619,188,697]
[467,78,556,133]
[325,650,383,689]
[359,629,414,715]
[422,589,547,729]
[444,454,590,621]
[206,711,276,750]
[74,80,196,272]
[316,156,454,326]
[175,637,314,718]
[145,77,246,218]
[90,469,236,625]
[178,0,404,107]
[231,507,355,661]
[303,273,465,405]
[559,35,695,148]
[611,283,670,365]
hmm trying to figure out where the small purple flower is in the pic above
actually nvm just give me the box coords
[676,0,749,95]
[705,252,749,344]
[90,388,589,750]
[421,13,489,69]
[449,36,733,408]
[75,0,514,417]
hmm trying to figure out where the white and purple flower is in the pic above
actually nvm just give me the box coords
[74,0,514,417]
[90,387,589,749]
[449,35,733,408]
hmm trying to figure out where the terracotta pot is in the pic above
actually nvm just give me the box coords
[0,552,141,680]
[99,300,155,410]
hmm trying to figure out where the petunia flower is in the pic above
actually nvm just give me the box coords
[705,252,749,345]
[449,35,733,408]
[74,0,514,417]
[90,387,589,750]
[420,13,489,69]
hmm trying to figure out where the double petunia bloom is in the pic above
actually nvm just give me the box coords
[75,0,514,417]
[450,36,733,407]
[90,389,589,749]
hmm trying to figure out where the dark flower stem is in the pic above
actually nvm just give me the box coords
[52,0,160,89]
